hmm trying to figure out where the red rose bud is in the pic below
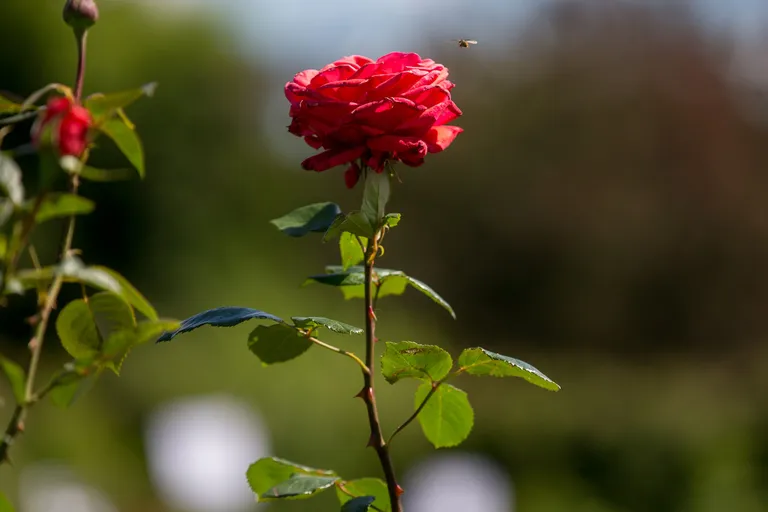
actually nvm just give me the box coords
[285,52,463,186]
[63,0,99,31]
[32,96,92,158]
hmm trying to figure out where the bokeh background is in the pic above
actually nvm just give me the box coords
[2,0,768,511]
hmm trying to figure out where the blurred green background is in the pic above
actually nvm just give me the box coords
[2,1,768,511]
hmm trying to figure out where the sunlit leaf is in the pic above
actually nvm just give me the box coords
[381,341,453,384]
[101,319,180,374]
[157,306,283,342]
[49,370,100,409]
[97,117,145,178]
[291,316,363,335]
[84,82,157,123]
[304,271,366,288]
[457,348,560,391]
[270,202,342,237]
[91,266,158,320]
[415,382,474,448]
[79,165,136,182]
[0,355,26,403]
[248,324,312,365]
[340,232,366,270]
[0,91,25,114]
[246,457,338,501]
[0,152,24,206]
[23,193,94,223]
[383,213,401,228]
[55,299,101,359]
[336,478,390,512]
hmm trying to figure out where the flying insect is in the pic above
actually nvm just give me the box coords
[452,39,478,48]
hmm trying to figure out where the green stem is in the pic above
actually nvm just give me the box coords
[74,30,87,102]
[305,333,369,375]
[360,234,403,512]
[388,381,442,445]
[0,177,79,464]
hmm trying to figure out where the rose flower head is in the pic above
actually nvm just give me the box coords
[285,52,463,188]
[31,96,92,158]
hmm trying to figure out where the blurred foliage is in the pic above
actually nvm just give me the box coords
[1,1,768,511]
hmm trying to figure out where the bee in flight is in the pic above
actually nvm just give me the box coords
[452,39,478,48]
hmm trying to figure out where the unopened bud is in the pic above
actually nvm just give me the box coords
[63,0,99,31]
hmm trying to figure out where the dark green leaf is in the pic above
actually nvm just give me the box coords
[261,474,339,500]
[55,299,101,359]
[361,171,390,228]
[247,457,337,501]
[97,117,145,178]
[157,307,283,342]
[401,275,456,319]
[84,82,157,123]
[340,232,366,271]
[0,152,24,206]
[248,324,312,365]
[24,193,95,223]
[336,478,390,512]
[381,341,453,384]
[270,202,342,237]
[457,348,561,391]
[304,271,366,288]
[415,382,474,448]
[324,211,375,240]
[0,490,16,512]
[291,316,363,335]
[0,234,6,259]
[0,355,26,403]
[341,496,376,512]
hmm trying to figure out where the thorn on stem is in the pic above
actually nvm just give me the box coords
[28,337,39,351]
[395,484,405,496]
[366,432,378,448]
[16,421,25,433]
[367,306,377,322]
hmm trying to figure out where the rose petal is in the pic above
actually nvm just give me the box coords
[301,146,366,172]
[344,162,361,188]
[425,125,463,153]
[293,69,319,87]
[367,135,427,157]
[375,52,423,73]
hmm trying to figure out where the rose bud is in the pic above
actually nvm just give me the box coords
[63,0,99,31]
[31,96,92,158]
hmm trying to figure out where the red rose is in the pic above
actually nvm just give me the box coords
[285,52,463,188]
[32,96,92,158]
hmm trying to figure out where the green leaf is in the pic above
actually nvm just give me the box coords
[261,474,339,500]
[0,234,7,259]
[270,202,342,237]
[0,355,26,403]
[291,316,363,335]
[336,478,390,512]
[49,370,99,409]
[0,491,16,512]
[84,82,157,123]
[341,496,376,512]
[383,213,401,228]
[361,171,390,228]
[97,117,145,178]
[248,324,312,365]
[415,382,474,448]
[157,307,283,342]
[457,348,561,391]
[340,232,366,271]
[381,341,453,384]
[400,275,456,319]
[90,265,158,321]
[324,211,375,240]
[246,457,338,501]
[0,152,24,206]
[307,266,455,318]
[0,92,24,114]
[78,165,136,182]
[24,193,95,223]
[55,299,101,359]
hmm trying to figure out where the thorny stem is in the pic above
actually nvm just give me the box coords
[360,233,403,512]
